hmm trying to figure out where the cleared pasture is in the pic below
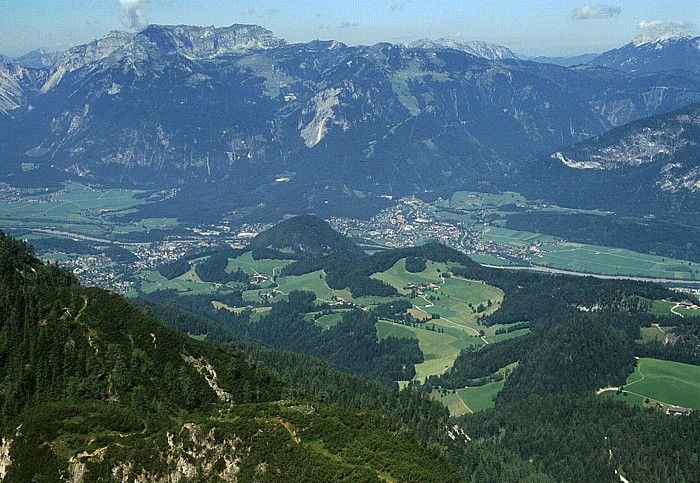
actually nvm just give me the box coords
[601,358,700,410]
[433,391,471,417]
[457,380,505,412]
[651,299,700,318]
[311,312,345,330]
[376,320,482,382]
[485,328,530,344]
[226,252,292,276]
[139,270,219,295]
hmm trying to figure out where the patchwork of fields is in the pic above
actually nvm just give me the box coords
[483,227,699,281]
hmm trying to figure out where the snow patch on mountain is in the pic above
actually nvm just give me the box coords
[633,29,689,47]
[407,39,517,60]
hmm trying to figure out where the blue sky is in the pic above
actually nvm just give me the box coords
[1,1,698,57]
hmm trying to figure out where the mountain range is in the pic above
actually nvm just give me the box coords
[512,102,700,218]
[591,33,700,74]
[0,24,699,220]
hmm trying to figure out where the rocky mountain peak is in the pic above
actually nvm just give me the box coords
[139,24,285,59]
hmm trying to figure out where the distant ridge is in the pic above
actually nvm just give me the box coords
[591,34,700,74]
[407,38,517,60]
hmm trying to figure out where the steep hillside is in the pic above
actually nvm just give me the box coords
[510,102,700,217]
[0,230,460,481]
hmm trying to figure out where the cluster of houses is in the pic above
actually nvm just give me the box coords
[251,273,272,285]
[406,282,441,297]
[329,296,355,308]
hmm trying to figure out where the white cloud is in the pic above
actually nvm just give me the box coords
[638,19,664,30]
[634,20,693,45]
[670,20,693,30]
[572,4,621,20]
[319,21,360,31]
[119,0,153,30]
[638,20,693,33]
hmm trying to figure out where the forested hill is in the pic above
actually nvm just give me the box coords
[0,230,460,481]
[249,214,365,261]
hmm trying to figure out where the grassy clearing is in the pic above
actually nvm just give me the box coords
[276,271,355,302]
[376,320,481,382]
[650,299,700,318]
[139,270,219,295]
[457,381,505,412]
[212,301,271,315]
[602,358,700,410]
[639,326,668,343]
[485,328,530,344]
[226,252,292,276]
[433,391,471,417]
[312,313,345,330]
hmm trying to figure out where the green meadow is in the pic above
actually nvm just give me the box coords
[480,226,698,281]
[226,252,292,276]
[0,181,178,240]
[376,320,482,382]
[650,299,700,318]
[457,380,505,413]
[602,358,700,410]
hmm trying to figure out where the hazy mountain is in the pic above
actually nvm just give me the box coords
[509,103,700,217]
[407,38,517,60]
[0,58,45,114]
[2,24,700,220]
[13,49,61,69]
[526,53,599,67]
[591,33,700,74]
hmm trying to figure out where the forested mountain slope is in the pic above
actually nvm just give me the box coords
[0,230,460,481]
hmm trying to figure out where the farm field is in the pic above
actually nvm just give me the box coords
[434,391,470,417]
[650,299,700,318]
[485,328,530,344]
[276,271,353,302]
[482,227,558,247]
[481,227,698,281]
[138,270,221,295]
[601,358,700,410]
[0,181,178,241]
[441,191,528,211]
[310,312,345,330]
